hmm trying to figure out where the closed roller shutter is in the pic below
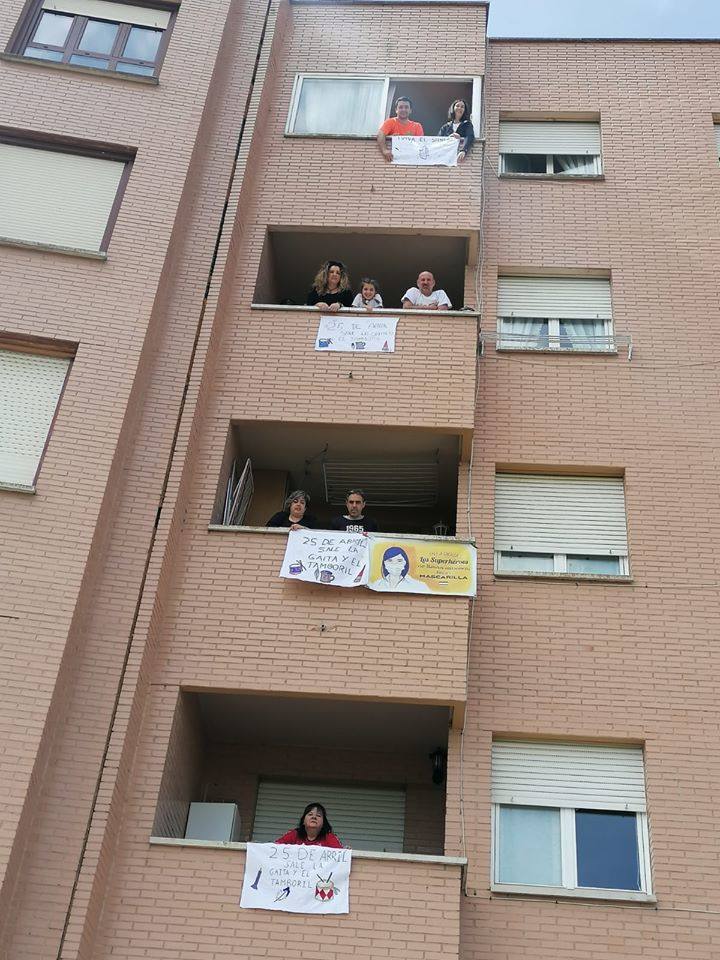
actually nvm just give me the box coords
[494,474,628,555]
[499,121,601,156]
[492,740,646,812]
[497,277,612,320]
[42,0,171,28]
[0,350,71,488]
[0,143,127,251]
[252,780,406,852]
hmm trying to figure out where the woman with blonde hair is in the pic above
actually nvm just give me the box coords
[306,260,354,312]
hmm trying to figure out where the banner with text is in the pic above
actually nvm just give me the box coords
[367,536,477,596]
[392,136,458,167]
[315,315,398,353]
[279,529,368,587]
[240,842,352,914]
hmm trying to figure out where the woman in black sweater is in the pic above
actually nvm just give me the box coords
[306,260,354,311]
[438,99,475,164]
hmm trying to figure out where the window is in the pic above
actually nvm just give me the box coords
[0,346,72,490]
[286,74,481,139]
[497,277,613,352]
[0,134,132,252]
[499,121,602,176]
[494,473,629,576]
[715,123,720,160]
[491,740,652,899]
[11,0,174,77]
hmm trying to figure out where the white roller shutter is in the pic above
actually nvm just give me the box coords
[497,277,612,320]
[499,121,601,156]
[494,474,628,555]
[252,781,406,852]
[42,0,171,28]
[715,124,720,157]
[0,350,71,488]
[492,740,646,812]
[0,143,127,252]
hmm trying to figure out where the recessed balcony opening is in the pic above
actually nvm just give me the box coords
[214,420,461,536]
[153,691,451,855]
[385,78,474,136]
[253,228,472,312]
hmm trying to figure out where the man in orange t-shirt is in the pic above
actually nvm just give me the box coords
[377,96,424,162]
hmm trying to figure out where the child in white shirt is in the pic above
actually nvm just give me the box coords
[352,278,384,310]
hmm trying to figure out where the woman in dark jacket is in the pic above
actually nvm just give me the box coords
[438,99,475,163]
[267,490,318,530]
[306,260,354,311]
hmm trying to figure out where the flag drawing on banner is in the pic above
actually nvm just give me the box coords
[240,842,352,914]
[279,529,369,587]
[315,315,398,352]
[392,136,458,167]
[367,536,477,596]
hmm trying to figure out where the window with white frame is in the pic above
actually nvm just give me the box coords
[491,740,652,899]
[0,347,72,490]
[714,123,720,160]
[494,473,629,576]
[496,276,614,352]
[286,74,481,138]
[499,121,602,176]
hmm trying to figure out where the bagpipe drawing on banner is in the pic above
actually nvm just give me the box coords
[391,136,458,167]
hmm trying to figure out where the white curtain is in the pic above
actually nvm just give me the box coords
[559,319,604,350]
[294,78,384,136]
[498,806,562,886]
[500,318,548,349]
[554,154,596,175]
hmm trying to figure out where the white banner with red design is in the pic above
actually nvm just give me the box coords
[240,842,352,914]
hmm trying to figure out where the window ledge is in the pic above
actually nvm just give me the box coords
[0,481,36,494]
[495,347,618,357]
[0,237,107,260]
[0,53,159,84]
[149,837,466,866]
[208,524,473,545]
[250,303,479,319]
[490,883,655,904]
[494,571,633,584]
[499,173,605,183]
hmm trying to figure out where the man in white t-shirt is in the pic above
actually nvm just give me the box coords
[402,271,452,310]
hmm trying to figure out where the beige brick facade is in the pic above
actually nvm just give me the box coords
[2,0,720,958]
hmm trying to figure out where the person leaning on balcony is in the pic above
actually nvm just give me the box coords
[402,271,452,310]
[306,260,354,312]
[276,802,344,848]
[377,95,424,162]
[330,489,378,533]
[438,98,475,163]
[267,490,318,530]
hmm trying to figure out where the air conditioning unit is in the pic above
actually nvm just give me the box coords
[185,802,242,842]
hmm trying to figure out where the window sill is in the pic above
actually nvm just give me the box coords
[0,53,159,84]
[250,303,479,319]
[499,173,605,183]
[0,481,36,494]
[0,237,107,260]
[490,883,655,904]
[149,836,466,866]
[208,524,472,544]
[495,347,618,357]
[494,571,633,584]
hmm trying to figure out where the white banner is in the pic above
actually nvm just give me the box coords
[315,315,398,352]
[279,529,368,587]
[392,136,458,167]
[240,842,352,914]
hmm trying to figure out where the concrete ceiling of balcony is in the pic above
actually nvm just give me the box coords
[255,229,473,311]
[196,692,451,752]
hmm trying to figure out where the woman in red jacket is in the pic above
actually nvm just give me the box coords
[275,802,343,848]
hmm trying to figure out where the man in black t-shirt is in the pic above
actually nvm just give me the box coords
[330,489,378,534]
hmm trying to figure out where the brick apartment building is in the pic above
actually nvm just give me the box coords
[1,0,720,957]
